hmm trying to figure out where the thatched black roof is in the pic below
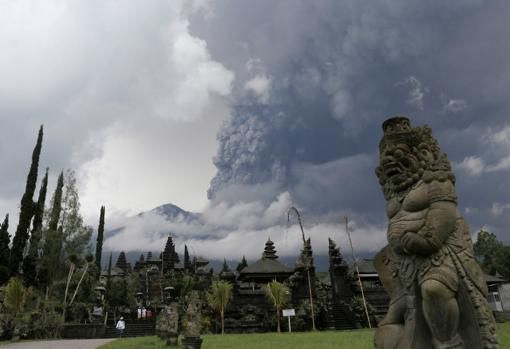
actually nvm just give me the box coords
[238,239,292,281]
[240,258,292,275]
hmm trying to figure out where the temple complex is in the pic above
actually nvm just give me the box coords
[97,230,507,337]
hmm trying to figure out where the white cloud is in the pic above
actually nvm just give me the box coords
[244,74,272,104]
[245,58,265,74]
[186,221,386,261]
[78,109,228,221]
[440,94,467,113]
[483,125,510,172]
[463,207,477,215]
[491,125,510,145]
[486,155,510,172]
[331,90,353,121]
[0,0,234,225]
[490,202,510,217]
[103,190,386,260]
[397,76,428,110]
[453,126,510,175]
[457,156,485,176]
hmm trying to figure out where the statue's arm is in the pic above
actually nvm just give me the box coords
[402,180,457,255]
[420,200,456,251]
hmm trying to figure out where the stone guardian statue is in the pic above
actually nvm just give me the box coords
[373,116,499,349]
[182,291,203,349]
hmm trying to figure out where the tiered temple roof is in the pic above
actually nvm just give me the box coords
[296,238,314,269]
[238,239,292,282]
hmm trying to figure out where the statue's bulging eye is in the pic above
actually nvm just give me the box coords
[394,149,404,158]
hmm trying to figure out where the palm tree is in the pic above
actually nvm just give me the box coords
[4,277,32,339]
[4,277,27,317]
[207,280,233,334]
[265,280,290,333]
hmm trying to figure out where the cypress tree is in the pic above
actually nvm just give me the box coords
[39,171,64,289]
[184,245,191,271]
[236,255,248,272]
[48,171,64,231]
[95,206,105,270]
[107,253,112,278]
[31,168,48,237]
[10,125,43,275]
[0,215,10,285]
[222,258,230,273]
[23,168,49,286]
[105,252,112,313]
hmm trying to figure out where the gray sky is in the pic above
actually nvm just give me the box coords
[0,1,233,220]
[2,0,510,262]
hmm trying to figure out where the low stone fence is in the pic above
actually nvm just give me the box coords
[60,323,106,339]
[494,311,510,323]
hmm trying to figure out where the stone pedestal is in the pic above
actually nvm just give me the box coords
[166,332,179,346]
[182,336,202,349]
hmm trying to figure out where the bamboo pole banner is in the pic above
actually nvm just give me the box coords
[287,207,316,331]
[344,215,372,329]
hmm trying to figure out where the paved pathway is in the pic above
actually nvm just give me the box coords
[0,339,115,349]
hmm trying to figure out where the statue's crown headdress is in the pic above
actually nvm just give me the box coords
[380,116,414,150]
[382,116,412,135]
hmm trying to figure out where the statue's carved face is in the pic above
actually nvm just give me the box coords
[379,142,419,188]
[376,122,449,199]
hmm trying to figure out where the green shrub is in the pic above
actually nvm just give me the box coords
[0,312,14,339]
[66,301,91,323]
[350,297,376,328]
[27,311,63,338]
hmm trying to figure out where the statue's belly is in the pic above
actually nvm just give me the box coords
[402,183,429,212]
[388,209,427,237]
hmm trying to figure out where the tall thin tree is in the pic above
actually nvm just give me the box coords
[105,252,113,293]
[59,169,92,259]
[48,171,64,232]
[0,214,10,285]
[104,252,113,325]
[95,206,105,271]
[39,171,64,291]
[23,168,49,286]
[10,126,43,275]
[184,245,191,271]
[31,168,49,237]
[236,256,248,273]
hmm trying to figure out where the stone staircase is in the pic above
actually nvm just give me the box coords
[328,302,357,330]
[103,319,156,338]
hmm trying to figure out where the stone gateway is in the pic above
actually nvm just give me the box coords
[373,117,499,349]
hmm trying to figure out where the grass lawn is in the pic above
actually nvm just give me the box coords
[98,329,375,349]
[97,323,510,349]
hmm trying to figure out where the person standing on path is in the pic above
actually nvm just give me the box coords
[116,317,125,338]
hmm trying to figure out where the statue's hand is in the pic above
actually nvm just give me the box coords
[401,232,433,256]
